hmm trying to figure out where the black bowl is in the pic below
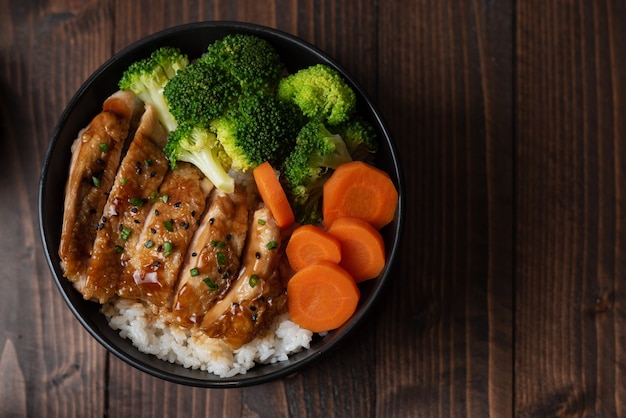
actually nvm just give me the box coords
[39,21,404,388]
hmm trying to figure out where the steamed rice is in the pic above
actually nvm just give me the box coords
[103,298,314,377]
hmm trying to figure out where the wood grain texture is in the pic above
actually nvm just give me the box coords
[1,0,624,416]
[515,1,626,417]
[377,1,514,416]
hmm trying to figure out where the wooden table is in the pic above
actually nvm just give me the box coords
[1,0,624,416]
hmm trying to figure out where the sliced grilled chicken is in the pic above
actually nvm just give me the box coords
[81,104,169,303]
[59,90,139,287]
[171,187,249,325]
[120,162,214,307]
[200,207,287,349]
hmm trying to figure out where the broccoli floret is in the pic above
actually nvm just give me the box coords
[118,46,189,132]
[277,64,356,125]
[163,122,234,193]
[163,60,240,127]
[210,92,303,172]
[282,121,353,224]
[200,34,285,92]
[335,117,378,162]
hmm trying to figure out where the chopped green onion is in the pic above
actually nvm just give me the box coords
[120,226,132,241]
[203,277,218,291]
[144,240,154,248]
[145,159,153,167]
[266,241,278,250]
[114,245,124,253]
[257,219,266,226]
[190,268,200,277]
[163,220,174,232]
[121,177,128,186]
[148,191,159,202]
[249,274,259,288]
[130,197,145,207]
[216,251,226,265]
[161,194,169,203]
[210,240,226,248]
[163,241,173,257]
[92,176,101,187]
[99,143,109,153]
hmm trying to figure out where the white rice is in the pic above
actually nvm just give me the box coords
[103,298,314,377]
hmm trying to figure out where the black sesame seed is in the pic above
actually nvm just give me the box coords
[150,171,156,178]
[157,245,163,252]
[191,210,196,217]
[101,216,107,223]
[134,219,140,224]
[249,305,257,311]
[226,234,232,241]
[251,313,258,322]
[209,218,214,225]
[153,261,160,267]
[130,207,138,213]
[118,224,123,232]
[150,228,157,234]
[217,267,223,274]
[155,209,159,216]
[174,201,182,208]
[255,252,261,259]
[96,158,105,165]
[191,252,197,257]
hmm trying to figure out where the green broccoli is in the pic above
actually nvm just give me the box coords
[118,46,189,132]
[163,60,241,127]
[282,121,353,224]
[277,64,356,126]
[200,34,285,92]
[210,92,303,172]
[335,116,378,162]
[163,122,234,193]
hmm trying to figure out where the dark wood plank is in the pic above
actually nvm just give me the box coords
[377,1,514,416]
[19,0,626,416]
[515,0,626,416]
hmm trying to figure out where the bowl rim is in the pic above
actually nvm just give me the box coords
[38,20,405,388]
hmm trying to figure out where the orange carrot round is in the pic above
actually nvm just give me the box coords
[253,161,295,229]
[322,161,398,230]
[327,217,386,282]
[287,260,360,332]
[285,224,342,271]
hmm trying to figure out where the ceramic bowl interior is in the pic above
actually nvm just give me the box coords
[39,21,404,388]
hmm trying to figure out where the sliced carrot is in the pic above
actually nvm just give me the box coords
[327,217,385,282]
[287,260,360,332]
[253,161,295,229]
[322,161,398,230]
[285,224,342,271]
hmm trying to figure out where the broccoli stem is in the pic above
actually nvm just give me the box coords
[176,149,234,193]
